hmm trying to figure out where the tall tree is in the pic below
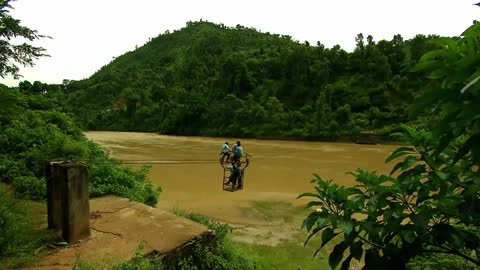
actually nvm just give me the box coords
[0,0,47,79]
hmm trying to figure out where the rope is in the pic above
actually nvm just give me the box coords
[86,155,254,165]
[118,160,219,165]
[118,156,254,165]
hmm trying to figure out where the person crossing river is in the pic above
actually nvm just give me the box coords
[220,142,231,163]
[231,141,244,164]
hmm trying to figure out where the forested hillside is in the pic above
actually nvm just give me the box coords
[63,21,438,139]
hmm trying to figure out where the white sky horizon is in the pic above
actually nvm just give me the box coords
[0,0,478,87]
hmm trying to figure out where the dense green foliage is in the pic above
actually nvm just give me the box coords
[62,21,438,139]
[0,85,161,205]
[299,22,480,269]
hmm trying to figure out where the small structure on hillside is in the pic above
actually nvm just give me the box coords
[220,156,250,192]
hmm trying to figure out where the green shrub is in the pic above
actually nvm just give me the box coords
[183,213,230,242]
[112,242,163,270]
[407,253,480,270]
[171,212,252,270]
[12,176,46,200]
[0,90,162,206]
[83,140,161,206]
[0,156,30,184]
[89,163,161,207]
[0,186,48,268]
[179,240,252,270]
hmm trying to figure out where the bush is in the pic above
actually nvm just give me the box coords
[407,253,480,270]
[112,242,164,270]
[89,163,161,207]
[184,213,230,242]
[170,212,252,270]
[0,186,47,268]
[82,141,161,206]
[0,90,162,206]
[12,176,46,200]
[0,156,30,184]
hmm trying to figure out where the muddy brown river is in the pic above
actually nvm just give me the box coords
[85,131,398,225]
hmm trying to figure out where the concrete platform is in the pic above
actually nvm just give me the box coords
[27,196,209,269]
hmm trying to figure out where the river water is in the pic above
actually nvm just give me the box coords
[85,131,398,225]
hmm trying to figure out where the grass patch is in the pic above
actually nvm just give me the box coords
[225,200,347,269]
[74,242,164,270]
[172,206,339,270]
[228,237,330,270]
[73,255,123,270]
[227,218,336,270]
[0,185,53,269]
[240,201,310,223]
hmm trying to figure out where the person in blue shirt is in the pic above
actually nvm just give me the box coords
[231,141,243,164]
[220,142,231,163]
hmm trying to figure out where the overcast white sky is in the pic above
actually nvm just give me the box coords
[0,0,478,87]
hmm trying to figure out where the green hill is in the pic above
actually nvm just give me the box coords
[64,21,437,139]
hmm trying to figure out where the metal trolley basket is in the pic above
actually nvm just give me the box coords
[220,156,250,192]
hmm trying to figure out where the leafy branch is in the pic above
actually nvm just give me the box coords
[300,21,480,270]
[0,0,49,79]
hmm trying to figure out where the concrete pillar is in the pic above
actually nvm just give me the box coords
[46,161,91,243]
[46,161,65,231]
[60,162,91,243]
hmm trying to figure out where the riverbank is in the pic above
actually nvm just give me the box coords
[89,128,401,145]
[4,195,334,269]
